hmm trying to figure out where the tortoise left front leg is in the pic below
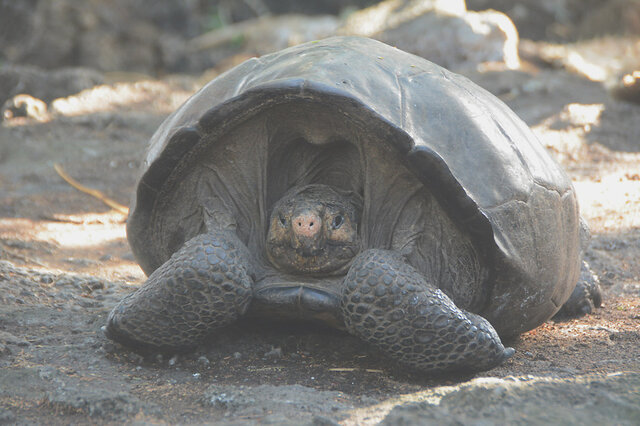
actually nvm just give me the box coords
[105,231,254,351]
[341,249,514,373]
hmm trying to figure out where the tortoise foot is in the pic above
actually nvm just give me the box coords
[105,231,254,351]
[554,261,602,318]
[341,249,513,374]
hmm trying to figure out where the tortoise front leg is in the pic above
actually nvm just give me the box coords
[341,249,514,373]
[104,231,254,351]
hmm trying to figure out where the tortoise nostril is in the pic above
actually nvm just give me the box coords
[293,212,321,237]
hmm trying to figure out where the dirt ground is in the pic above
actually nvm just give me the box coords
[1,34,640,426]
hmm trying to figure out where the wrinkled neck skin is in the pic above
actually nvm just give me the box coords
[265,184,362,277]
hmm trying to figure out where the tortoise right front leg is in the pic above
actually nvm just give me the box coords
[104,231,254,351]
[341,249,514,374]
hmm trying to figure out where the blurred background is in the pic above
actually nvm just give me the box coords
[1,0,639,106]
[1,0,639,277]
[1,0,640,269]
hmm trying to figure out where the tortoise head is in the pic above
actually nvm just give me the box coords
[266,184,362,275]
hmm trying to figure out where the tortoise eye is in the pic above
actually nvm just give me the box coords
[332,215,344,229]
[279,215,287,227]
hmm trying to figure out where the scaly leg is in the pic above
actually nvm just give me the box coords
[341,249,513,373]
[105,231,254,351]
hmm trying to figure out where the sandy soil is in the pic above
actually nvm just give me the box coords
[0,42,639,424]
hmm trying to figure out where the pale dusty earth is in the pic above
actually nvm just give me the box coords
[1,39,639,425]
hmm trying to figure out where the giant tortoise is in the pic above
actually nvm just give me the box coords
[105,36,600,373]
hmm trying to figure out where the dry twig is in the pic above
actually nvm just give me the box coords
[54,164,129,215]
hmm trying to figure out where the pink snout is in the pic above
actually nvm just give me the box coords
[292,211,321,238]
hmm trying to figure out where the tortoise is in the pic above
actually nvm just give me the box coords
[104,36,600,373]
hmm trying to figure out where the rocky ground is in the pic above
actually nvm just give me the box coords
[1,2,640,425]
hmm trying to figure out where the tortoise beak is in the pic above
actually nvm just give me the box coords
[292,235,323,257]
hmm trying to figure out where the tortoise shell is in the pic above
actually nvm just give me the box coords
[126,36,580,337]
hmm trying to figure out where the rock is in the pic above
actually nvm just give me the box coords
[338,0,520,70]
[468,0,640,42]
[1,94,49,122]
[0,331,30,347]
[188,14,340,58]
[0,409,16,424]
[0,343,11,357]
[0,0,206,74]
[0,0,524,75]
[202,384,355,421]
[264,346,283,360]
[168,355,179,366]
[611,71,640,105]
[381,372,640,425]
[0,0,77,69]
[466,0,573,41]
[197,355,211,367]
[574,0,640,40]
[262,0,375,16]
[0,367,55,399]
[77,22,159,73]
[0,65,104,111]
[312,415,341,426]
[339,0,466,35]
[45,386,151,421]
